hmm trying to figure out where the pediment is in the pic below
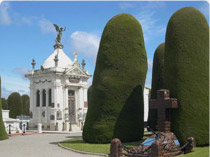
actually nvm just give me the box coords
[66,66,87,77]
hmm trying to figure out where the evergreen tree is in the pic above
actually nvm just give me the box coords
[164,7,209,146]
[7,92,23,118]
[21,94,30,116]
[83,13,148,143]
[87,86,92,108]
[147,43,165,130]
[1,98,8,110]
[23,99,30,116]
[0,76,8,140]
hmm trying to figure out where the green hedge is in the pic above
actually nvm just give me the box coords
[87,86,92,108]
[7,92,23,118]
[23,99,30,116]
[83,13,148,143]
[164,7,209,146]
[21,94,30,116]
[1,98,8,110]
[147,43,165,130]
[0,76,8,140]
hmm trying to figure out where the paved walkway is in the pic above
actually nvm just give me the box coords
[0,132,101,157]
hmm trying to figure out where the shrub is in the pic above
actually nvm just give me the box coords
[164,7,209,146]
[0,76,8,140]
[21,94,30,116]
[83,13,148,143]
[87,85,92,108]
[7,92,23,118]
[147,43,165,130]
[1,98,8,110]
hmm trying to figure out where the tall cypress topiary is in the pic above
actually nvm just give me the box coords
[21,94,30,116]
[7,92,23,118]
[1,98,8,110]
[0,76,8,140]
[147,43,165,130]
[87,85,92,108]
[164,7,209,146]
[83,13,148,143]
[23,99,30,116]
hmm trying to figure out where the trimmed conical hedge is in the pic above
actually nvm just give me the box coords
[23,99,30,116]
[147,43,165,130]
[0,76,8,140]
[87,85,92,108]
[7,92,23,118]
[164,7,209,146]
[83,13,148,143]
[1,98,8,110]
[21,94,30,116]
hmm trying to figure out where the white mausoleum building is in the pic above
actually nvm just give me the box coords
[25,24,150,132]
[25,44,91,131]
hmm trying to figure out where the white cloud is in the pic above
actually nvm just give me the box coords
[119,2,136,10]
[199,2,209,19]
[1,74,29,98]
[145,77,151,88]
[13,67,29,75]
[21,16,37,25]
[148,59,153,70]
[39,18,55,34]
[145,1,166,8]
[87,79,92,87]
[136,10,166,42]
[70,31,100,61]
[13,67,29,80]
[1,87,13,98]
[0,2,11,25]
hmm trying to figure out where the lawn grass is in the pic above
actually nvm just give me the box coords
[60,137,147,155]
[59,135,209,156]
[183,146,209,157]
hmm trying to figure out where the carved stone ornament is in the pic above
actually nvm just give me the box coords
[53,24,65,49]
[42,111,45,117]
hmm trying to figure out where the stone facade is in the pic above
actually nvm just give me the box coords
[144,87,150,123]
[25,48,91,131]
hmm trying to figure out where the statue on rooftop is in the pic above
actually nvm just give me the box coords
[53,24,66,49]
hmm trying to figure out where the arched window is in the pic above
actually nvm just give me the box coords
[42,89,46,107]
[48,89,52,106]
[36,90,40,107]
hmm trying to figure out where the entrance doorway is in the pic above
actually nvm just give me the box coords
[68,90,76,124]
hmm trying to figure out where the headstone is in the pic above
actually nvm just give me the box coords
[150,89,178,132]
[37,123,42,133]
[110,89,195,156]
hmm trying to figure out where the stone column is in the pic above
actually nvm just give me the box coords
[29,85,34,128]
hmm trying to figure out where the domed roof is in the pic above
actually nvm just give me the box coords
[42,48,73,69]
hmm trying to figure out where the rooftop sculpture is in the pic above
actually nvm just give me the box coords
[53,24,66,49]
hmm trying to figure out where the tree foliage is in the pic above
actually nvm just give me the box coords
[1,98,8,110]
[83,13,148,143]
[0,76,8,140]
[7,92,23,118]
[164,7,209,146]
[21,94,30,116]
[147,43,165,130]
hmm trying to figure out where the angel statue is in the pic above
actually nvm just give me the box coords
[53,24,66,44]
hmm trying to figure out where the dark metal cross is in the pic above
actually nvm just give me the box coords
[149,89,178,132]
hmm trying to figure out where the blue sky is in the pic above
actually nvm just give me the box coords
[0,1,209,98]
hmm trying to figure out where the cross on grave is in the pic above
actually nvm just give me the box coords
[149,89,178,132]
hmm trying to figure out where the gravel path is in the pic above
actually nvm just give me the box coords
[0,132,101,157]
